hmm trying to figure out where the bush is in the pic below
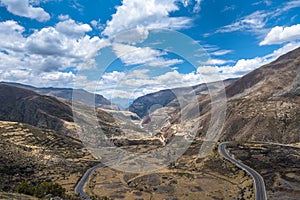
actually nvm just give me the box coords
[16,181,35,196]
[34,182,66,198]
[16,181,66,198]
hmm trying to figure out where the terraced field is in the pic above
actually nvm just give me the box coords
[0,121,97,196]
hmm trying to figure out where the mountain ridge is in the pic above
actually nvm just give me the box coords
[129,78,238,118]
[161,47,300,144]
[0,82,120,110]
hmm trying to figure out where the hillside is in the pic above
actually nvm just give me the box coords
[0,84,74,135]
[161,47,300,144]
[221,47,300,142]
[129,78,237,118]
[0,82,119,110]
[0,84,121,138]
[0,121,96,198]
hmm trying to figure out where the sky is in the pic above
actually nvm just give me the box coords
[1,0,300,107]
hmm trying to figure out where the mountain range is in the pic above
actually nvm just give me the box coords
[0,82,119,110]
[0,44,299,200]
[1,47,299,144]
[129,78,237,118]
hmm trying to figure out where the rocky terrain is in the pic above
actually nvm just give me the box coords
[227,142,300,200]
[128,78,237,118]
[0,84,124,138]
[156,47,300,144]
[0,121,97,198]
[86,140,254,200]
[0,84,75,135]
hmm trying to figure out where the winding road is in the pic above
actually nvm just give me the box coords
[219,142,268,200]
[75,143,269,200]
[74,163,104,200]
[75,153,124,200]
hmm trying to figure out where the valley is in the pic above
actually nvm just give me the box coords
[0,47,299,199]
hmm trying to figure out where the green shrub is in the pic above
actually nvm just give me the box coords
[34,182,66,198]
[16,181,35,196]
[16,181,66,198]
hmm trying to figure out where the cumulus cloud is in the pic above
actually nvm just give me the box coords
[23,25,107,71]
[55,19,92,38]
[0,20,26,51]
[113,43,183,67]
[0,19,109,86]
[0,69,76,88]
[0,0,50,22]
[260,24,300,45]
[102,0,192,40]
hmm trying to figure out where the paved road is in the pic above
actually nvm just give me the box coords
[74,154,124,199]
[74,163,104,200]
[219,142,268,200]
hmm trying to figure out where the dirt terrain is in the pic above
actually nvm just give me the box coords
[227,142,300,200]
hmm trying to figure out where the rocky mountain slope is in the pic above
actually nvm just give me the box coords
[162,47,300,144]
[0,84,74,135]
[0,84,121,137]
[0,121,96,198]
[221,47,300,142]
[0,82,119,110]
[129,78,237,118]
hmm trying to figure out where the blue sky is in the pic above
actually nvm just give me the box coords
[1,0,300,107]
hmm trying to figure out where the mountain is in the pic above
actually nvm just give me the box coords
[0,84,74,135]
[225,47,300,99]
[161,47,300,144]
[0,84,122,137]
[221,47,300,142]
[129,78,237,118]
[0,82,119,110]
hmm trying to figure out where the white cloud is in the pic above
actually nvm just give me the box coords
[0,0,50,22]
[24,25,107,70]
[210,49,233,56]
[102,0,192,40]
[216,11,268,34]
[100,71,126,85]
[260,24,300,45]
[58,14,70,21]
[0,19,109,86]
[218,42,300,79]
[56,19,92,38]
[282,0,300,11]
[201,58,234,65]
[0,20,26,52]
[197,65,223,82]
[215,1,300,35]
[0,69,76,88]
[178,0,203,12]
[77,42,300,104]
[94,69,205,101]
[113,43,183,67]
[193,0,202,12]
[90,19,104,31]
